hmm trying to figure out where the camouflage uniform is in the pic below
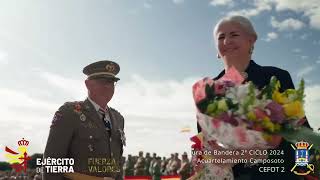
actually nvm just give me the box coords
[169,153,181,175]
[124,155,134,176]
[149,153,157,176]
[177,153,191,180]
[144,153,151,176]
[43,100,125,180]
[43,61,125,180]
[134,152,145,176]
[151,157,161,180]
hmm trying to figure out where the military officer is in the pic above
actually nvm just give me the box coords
[165,154,174,175]
[151,157,162,180]
[160,157,167,175]
[148,153,157,175]
[144,153,151,176]
[169,153,181,175]
[124,154,134,176]
[177,152,191,180]
[134,151,145,176]
[43,60,126,180]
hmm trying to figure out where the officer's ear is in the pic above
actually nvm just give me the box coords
[85,79,93,90]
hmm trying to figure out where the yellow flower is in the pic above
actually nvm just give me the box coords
[283,101,305,119]
[272,91,288,104]
[263,116,271,122]
[262,133,272,142]
[247,111,257,121]
[261,118,276,132]
[274,124,281,132]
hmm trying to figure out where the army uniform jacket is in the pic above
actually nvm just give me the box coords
[43,99,125,180]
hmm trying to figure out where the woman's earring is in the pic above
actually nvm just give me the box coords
[217,54,221,58]
[249,46,254,54]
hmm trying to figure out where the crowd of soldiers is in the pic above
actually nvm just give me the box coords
[124,151,193,180]
[0,151,193,180]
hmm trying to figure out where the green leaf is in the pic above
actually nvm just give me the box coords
[297,79,305,102]
[205,84,215,99]
[277,126,320,149]
[242,82,256,113]
[196,99,209,114]
[226,98,238,111]
[196,83,216,114]
[261,76,279,99]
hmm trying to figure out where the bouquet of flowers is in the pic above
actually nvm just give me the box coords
[189,67,320,180]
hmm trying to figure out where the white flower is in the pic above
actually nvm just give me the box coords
[236,84,250,100]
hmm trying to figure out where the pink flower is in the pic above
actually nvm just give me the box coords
[233,127,248,145]
[254,108,267,120]
[224,80,236,88]
[266,101,285,123]
[203,77,214,86]
[214,81,226,95]
[192,82,206,103]
[215,112,239,126]
[192,77,214,103]
[212,118,221,128]
[297,118,306,126]
[291,117,306,127]
[252,125,264,132]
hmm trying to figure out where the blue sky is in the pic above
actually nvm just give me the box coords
[0,0,319,160]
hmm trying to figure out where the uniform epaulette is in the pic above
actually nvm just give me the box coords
[63,101,83,106]
[61,101,84,110]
